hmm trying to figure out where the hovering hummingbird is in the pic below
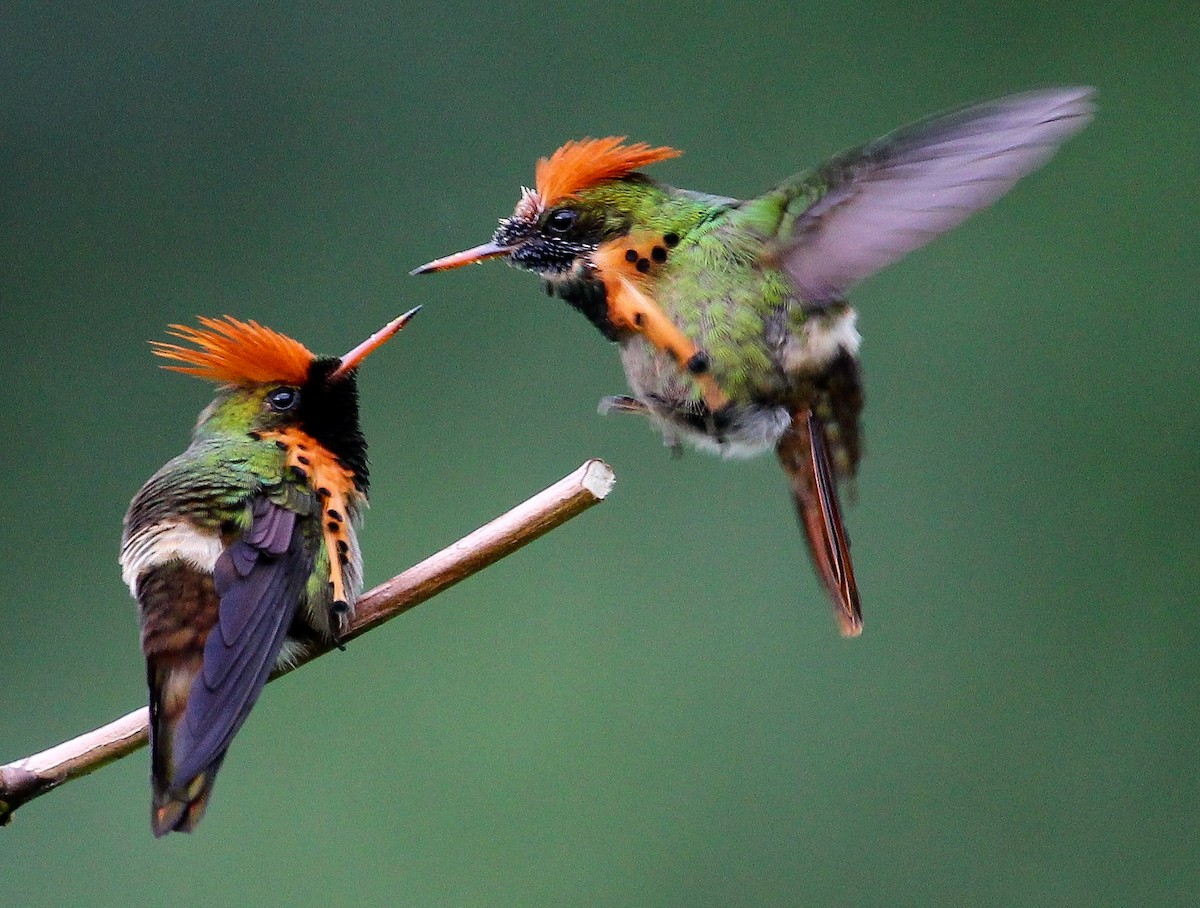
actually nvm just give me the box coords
[120,310,418,835]
[413,87,1094,636]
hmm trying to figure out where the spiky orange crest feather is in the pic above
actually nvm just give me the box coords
[152,316,314,385]
[535,137,682,206]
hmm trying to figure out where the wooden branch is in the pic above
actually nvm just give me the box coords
[0,459,616,826]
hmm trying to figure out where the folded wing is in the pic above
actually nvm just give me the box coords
[170,497,312,789]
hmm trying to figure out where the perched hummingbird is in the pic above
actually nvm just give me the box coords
[413,88,1094,636]
[120,310,417,835]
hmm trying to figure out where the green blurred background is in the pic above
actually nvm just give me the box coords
[2,2,1197,905]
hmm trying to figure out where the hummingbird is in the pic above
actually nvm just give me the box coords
[119,309,418,835]
[412,87,1094,637]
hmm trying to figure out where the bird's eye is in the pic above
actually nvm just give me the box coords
[547,208,577,233]
[266,387,299,412]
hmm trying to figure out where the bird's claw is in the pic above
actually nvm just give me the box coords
[598,395,650,416]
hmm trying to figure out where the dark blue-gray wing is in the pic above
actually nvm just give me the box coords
[172,496,312,784]
[780,87,1095,305]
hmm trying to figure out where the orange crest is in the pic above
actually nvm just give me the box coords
[152,316,314,385]
[534,137,682,205]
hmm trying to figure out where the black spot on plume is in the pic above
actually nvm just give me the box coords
[300,358,370,493]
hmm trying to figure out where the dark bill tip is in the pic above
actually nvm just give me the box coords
[331,307,421,378]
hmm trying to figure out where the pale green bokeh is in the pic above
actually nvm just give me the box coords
[2,2,1196,905]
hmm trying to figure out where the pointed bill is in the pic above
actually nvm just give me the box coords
[331,307,421,378]
[409,242,514,275]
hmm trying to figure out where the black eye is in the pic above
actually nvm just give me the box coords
[267,387,299,412]
[547,208,577,233]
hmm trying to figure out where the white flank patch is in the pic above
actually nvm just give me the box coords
[120,519,224,595]
[782,308,862,375]
[275,638,309,670]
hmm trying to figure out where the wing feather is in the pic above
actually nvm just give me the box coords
[781,87,1095,304]
[171,497,311,785]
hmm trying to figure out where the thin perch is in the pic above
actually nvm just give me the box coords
[0,458,616,826]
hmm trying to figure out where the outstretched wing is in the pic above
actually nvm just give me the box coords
[170,496,312,785]
[779,87,1095,305]
[776,409,862,637]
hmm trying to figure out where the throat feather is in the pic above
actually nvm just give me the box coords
[260,428,360,616]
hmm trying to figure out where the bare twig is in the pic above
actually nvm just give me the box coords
[0,459,616,826]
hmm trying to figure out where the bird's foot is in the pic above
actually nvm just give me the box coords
[598,395,650,416]
[703,402,737,447]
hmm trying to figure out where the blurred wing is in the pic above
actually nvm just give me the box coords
[172,496,311,783]
[776,409,862,637]
[781,87,1095,304]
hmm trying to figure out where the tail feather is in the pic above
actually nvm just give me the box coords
[151,764,223,837]
[147,656,227,836]
[776,408,863,636]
